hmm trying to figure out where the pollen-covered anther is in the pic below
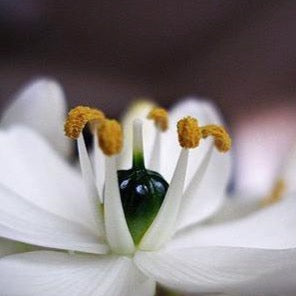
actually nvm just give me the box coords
[177,116,201,148]
[98,119,123,156]
[64,106,105,139]
[200,125,232,152]
[147,107,169,131]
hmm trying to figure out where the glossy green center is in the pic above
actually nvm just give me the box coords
[117,155,168,245]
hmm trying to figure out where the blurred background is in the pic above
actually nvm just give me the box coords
[1,0,296,194]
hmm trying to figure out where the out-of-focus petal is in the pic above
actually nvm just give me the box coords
[135,247,296,294]
[172,194,296,250]
[1,79,71,157]
[0,251,141,296]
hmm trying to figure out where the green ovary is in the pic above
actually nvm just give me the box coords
[117,166,168,245]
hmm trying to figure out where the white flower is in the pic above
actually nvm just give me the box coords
[0,80,296,296]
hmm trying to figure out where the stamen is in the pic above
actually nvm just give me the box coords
[200,125,232,152]
[147,107,169,131]
[98,119,123,156]
[177,116,201,148]
[261,179,286,207]
[64,106,105,139]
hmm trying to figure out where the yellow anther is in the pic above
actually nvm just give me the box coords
[177,116,201,148]
[261,179,286,207]
[200,125,232,152]
[64,106,105,139]
[147,107,169,131]
[98,119,123,156]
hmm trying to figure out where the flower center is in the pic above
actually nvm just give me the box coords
[64,104,232,251]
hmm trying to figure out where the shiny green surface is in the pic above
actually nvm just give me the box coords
[117,167,168,245]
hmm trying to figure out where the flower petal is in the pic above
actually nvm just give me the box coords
[1,79,71,157]
[0,251,146,296]
[231,262,296,296]
[135,247,296,294]
[0,238,39,258]
[208,192,261,224]
[0,126,97,232]
[0,184,108,253]
[177,147,232,230]
[118,101,156,169]
[172,194,296,250]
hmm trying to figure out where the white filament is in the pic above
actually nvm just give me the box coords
[139,148,189,250]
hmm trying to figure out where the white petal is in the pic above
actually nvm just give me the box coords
[119,101,156,169]
[177,148,232,230]
[140,149,188,250]
[0,184,108,253]
[0,251,144,296]
[208,192,261,224]
[1,79,71,157]
[0,126,97,232]
[0,238,40,257]
[172,194,296,250]
[231,262,296,296]
[104,157,135,254]
[135,247,296,294]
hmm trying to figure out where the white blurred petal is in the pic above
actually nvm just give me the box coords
[0,184,108,254]
[135,247,296,294]
[0,251,142,296]
[0,126,97,232]
[177,144,231,231]
[172,194,296,250]
[1,79,71,157]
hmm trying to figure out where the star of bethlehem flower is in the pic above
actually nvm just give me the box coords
[0,79,296,296]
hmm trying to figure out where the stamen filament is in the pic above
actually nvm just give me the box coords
[77,135,104,235]
[132,119,145,169]
[139,148,189,250]
[104,156,135,254]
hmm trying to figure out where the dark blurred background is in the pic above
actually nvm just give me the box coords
[1,0,296,192]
